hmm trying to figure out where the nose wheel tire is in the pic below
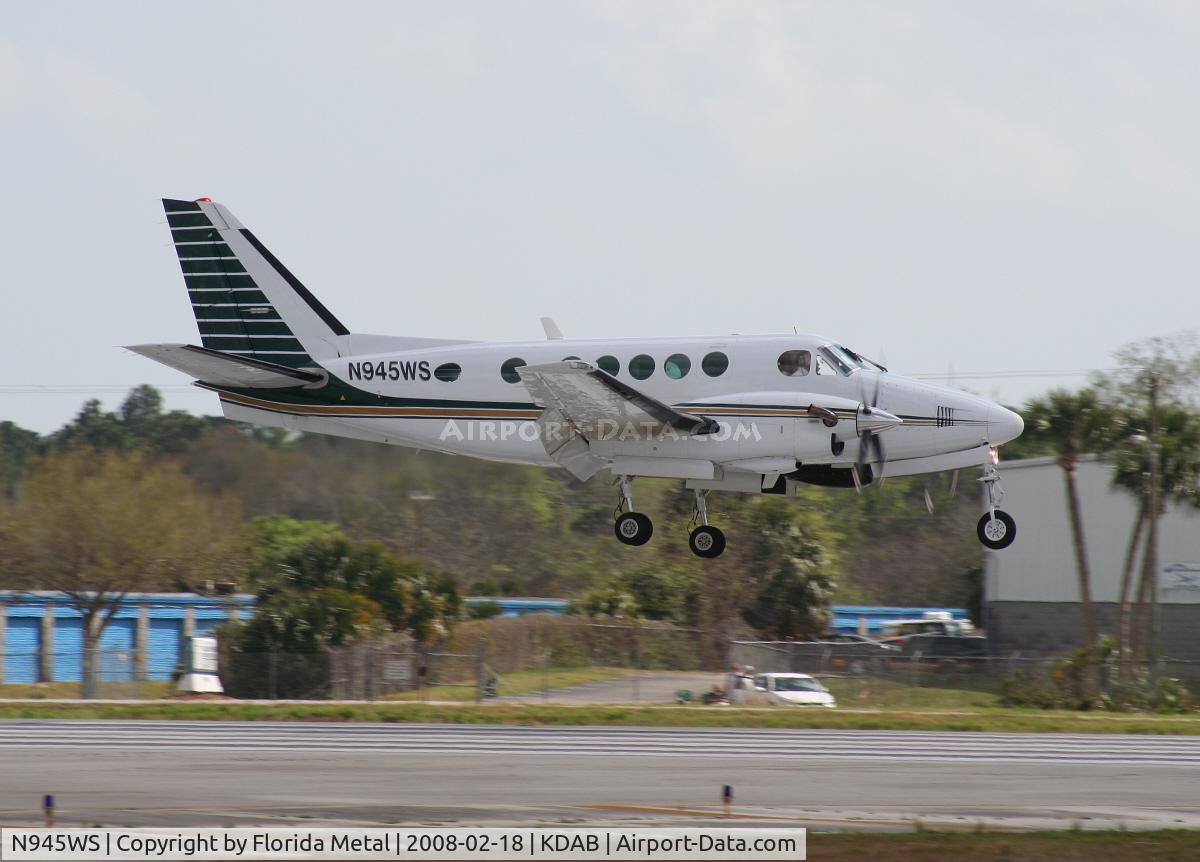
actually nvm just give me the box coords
[615,512,653,546]
[689,525,726,558]
[977,510,1016,550]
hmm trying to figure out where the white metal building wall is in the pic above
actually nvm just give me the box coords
[985,455,1200,605]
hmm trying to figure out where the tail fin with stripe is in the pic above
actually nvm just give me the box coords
[163,198,347,369]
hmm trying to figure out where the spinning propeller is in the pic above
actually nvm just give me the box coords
[853,371,902,489]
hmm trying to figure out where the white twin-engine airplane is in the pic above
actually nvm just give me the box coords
[131,198,1024,559]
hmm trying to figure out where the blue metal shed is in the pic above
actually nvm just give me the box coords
[0,592,256,685]
[4,614,40,684]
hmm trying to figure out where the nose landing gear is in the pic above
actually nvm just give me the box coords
[614,475,653,546]
[977,510,1015,549]
[688,489,726,558]
[977,461,1016,550]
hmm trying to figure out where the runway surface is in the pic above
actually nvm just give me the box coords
[1,720,1197,831]
[2,720,1200,765]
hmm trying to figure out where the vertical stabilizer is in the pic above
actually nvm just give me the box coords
[163,198,348,368]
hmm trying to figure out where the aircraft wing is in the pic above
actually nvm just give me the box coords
[125,343,323,389]
[518,361,718,480]
[519,361,718,437]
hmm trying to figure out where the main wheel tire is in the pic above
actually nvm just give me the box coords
[615,512,653,546]
[977,510,1016,550]
[688,525,726,558]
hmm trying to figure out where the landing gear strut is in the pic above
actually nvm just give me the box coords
[688,490,726,558]
[977,461,1016,550]
[614,475,652,546]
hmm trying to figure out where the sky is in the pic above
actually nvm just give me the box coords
[2,1,1198,432]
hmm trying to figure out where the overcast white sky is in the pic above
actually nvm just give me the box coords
[2,2,1198,432]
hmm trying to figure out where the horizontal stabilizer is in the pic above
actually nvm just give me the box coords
[125,343,323,389]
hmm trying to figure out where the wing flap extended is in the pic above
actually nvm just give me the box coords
[518,361,717,438]
[125,344,323,389]
[518,360,717,480]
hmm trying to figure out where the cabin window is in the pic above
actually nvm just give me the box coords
[629,354,655,380]
[433,362,462,382]
[500,357,526,383]
[777,350,811,377]
[701,351,729,377]
[596,355,620,376]
[664,353,691,379]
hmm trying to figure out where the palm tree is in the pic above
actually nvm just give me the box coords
[1110,402,1200,669]
[1023,389,1112,649]
[1099,335,1200,676]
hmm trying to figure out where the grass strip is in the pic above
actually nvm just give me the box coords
[0,700,1198,734]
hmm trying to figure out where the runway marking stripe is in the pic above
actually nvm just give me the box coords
[0,730,1193,751]
[9,721,1200,741]
[0,742,1194,767]
[1,724,1197,767]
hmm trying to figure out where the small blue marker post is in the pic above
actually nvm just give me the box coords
[43,794,54,827]
[722,785,732,817]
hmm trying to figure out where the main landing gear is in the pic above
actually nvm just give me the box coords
[611,478,726,557]
[688,489,726,558]
[976,462,1016,550]
[614,475,653,546]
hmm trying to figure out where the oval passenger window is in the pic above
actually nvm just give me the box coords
[434,363,462,382]
[500,357,526,383]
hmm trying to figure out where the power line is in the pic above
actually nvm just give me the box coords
[910,368,1118,381]
[0,385,200,394]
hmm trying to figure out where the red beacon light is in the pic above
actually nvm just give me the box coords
[195,197,213,202]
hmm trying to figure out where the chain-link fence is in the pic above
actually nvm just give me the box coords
[436,617,718,705]
[0,650,153,699]
[219,650,332,700]
[219,642,486,701]
[8,636,1199,706]
[329,640,420,700]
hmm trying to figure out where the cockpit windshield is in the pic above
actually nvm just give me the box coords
[819,344,887,375]
[817,345,855,376]
[839,345,888,373]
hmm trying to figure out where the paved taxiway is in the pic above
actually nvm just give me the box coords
[1,721,1197,831]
